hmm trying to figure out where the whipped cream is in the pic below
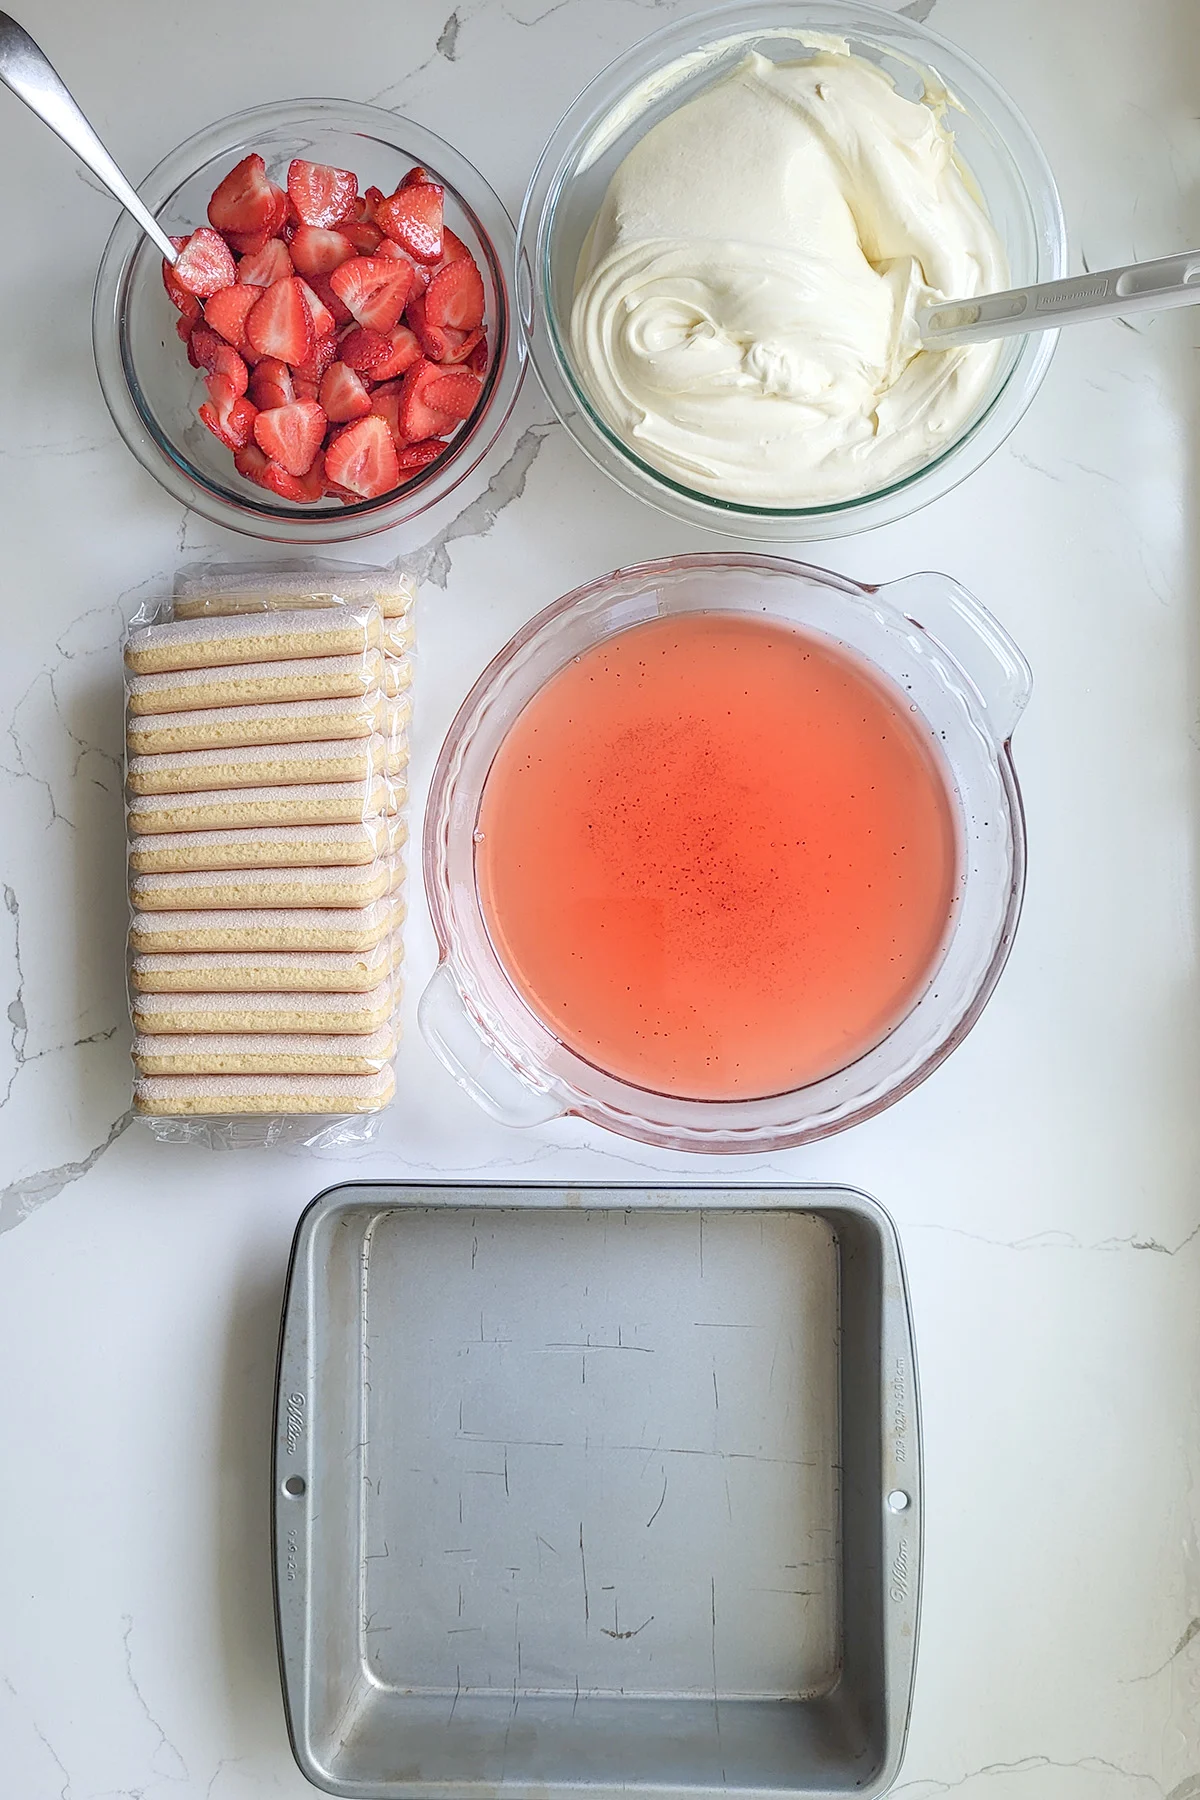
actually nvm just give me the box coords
[570,48,1007,507]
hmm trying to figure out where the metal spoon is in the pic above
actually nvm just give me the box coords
[0,9,178,262]
[919,248,1200,347]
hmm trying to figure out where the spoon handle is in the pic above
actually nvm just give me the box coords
[920,248,1200,346]
[0,10,178,262]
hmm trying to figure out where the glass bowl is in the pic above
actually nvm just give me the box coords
[518,0,1066,540]
[93,99,525,543]
[420,551,1031,1154]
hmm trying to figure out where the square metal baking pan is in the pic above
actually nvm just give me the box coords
[273,1185,921,1798]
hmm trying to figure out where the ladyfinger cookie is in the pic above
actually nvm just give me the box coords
[129,890,406,954]
[133,1021,396,1077]
[124,605,382,675]
[384,617,415,657]
[127,778,390,835]
[383,656,412,698]
[130,857,401,913]
[133,976,397,1034]
[126,691,383,755]
[126,735,388,796]
[128,820,389,875]
[133,1066,395,1115]
[172,567,416,620]
[129,934,403,996]
[126,651,384,717]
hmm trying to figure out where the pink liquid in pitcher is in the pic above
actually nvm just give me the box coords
[475,612,959,1101]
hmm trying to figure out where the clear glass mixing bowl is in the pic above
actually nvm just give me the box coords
[420,552,1031,1153]
[518,0,1067,540]
[93,100,525,543]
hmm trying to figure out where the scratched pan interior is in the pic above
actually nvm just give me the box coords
[274,1184,921,1800]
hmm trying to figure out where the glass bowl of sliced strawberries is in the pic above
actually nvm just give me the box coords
[93,99,524,541]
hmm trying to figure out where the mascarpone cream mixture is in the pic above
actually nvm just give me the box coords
[570,47,1007,507]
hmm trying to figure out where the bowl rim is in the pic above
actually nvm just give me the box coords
[516,0,1068,532]
[92,96,526,543]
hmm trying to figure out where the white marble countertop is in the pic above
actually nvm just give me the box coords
[1,0,1198,1793]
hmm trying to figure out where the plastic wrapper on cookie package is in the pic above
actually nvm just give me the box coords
[121,559,415,1149]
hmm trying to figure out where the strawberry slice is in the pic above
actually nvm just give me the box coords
[292,376,321,402]
[292,331,338,382]
[368,381,403,444]
[329,256,414,331]
[396,357,461,441]
[396,438,445,473]
[176,312,197,343]
[261,452,326,503]
[362,185,385,220]
[287,159,358,229]
[253,399,327,477]
[208,154,284,237]
[245,277,315,365]
[173,227,236,297]
[465,332,489,374]
[370,323,422,381]
[319,361,374,422]
[306,272,353,328]
[338,326,392,375]
[236,237,293,287]
[289,225,355,278]
[437,227,472,269]
[204,282,259,349]
[376,182,443,263]
[198,389,257,451]
[400,166,430,189]
[209,344,249,397]
[442,326,484,366]
[422,368,482,422]
[343,220,383,255]
[247,357,295,412]
[163,238,201,316]
[324,414,400,498]
[296,279,335,340]
[405,290,464,363]
[187,322,226,372]
[424,257,484,332]
[233,440,273,488]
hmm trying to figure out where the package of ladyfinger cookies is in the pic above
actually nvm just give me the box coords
[122,560,415,1147]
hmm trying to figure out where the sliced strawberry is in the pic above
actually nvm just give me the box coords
[329,256,414,331]
[296,279,335,340]
[245,277,315,365]
[261,453,326,503]
[338,326,391,375]
[396,438,445,473]
[374,238,416,267]
[163,239,202,317]
[292,375,321,402]
[187,323,226,372]
[287,159,358,229]
[343,220,383,254]
[370,323,422,381]
[198,391,257,451]
[324,414,399,498]
[209,343,249,397]
[236,237,294,287]
[233,440,272,487]
[320,361,374,422]
[405,289,463,363]
[376,182,443,263]
[253,399,326,477]
[368,382,403,444]
[292,331,338,382]
[204,282,259,349]
[173,227,236,298]
[247,356,295,412]
[208,155,282,236]
[465,332,489,375]
[423,368,483,422]
[306,272,353,329]
[289,224,355,278]
[437,227,472,269]
[362,185,385,220]
[400,166,430,189]
[442,325,484,366]
[396,356,460,441]
[324,477,362,504]
[176,311,196,343]
[424,257,484,332]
